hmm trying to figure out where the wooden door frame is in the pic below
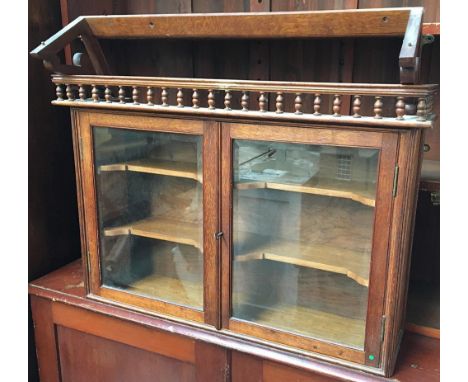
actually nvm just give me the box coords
[74,109,220,327]
[220,121,399,366]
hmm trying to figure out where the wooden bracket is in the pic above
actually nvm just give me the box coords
[30,16,111,75]
[399,8,424,84]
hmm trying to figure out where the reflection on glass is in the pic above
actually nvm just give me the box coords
[93,127,203,309]
[232,140,379,349]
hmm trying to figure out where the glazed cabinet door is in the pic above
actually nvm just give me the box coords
[221,122,399,367]
[75,111,220,327]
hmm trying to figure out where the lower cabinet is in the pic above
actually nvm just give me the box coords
[30,262,439,382]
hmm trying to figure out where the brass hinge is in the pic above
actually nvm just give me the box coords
[86,250,91,272]
[380,315,387,343]
[392,165,399,197]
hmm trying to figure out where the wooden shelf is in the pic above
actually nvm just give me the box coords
[104,216,201,249]
[235,234,370,287]
[236,178,375,207]
[234,302,365,349]
[99,159,201,182]
[123,274,203,309]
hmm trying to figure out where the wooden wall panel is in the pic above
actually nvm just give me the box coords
[193,0,250,12]
[124,0,192,14]
[358,0,439,23]
[271,0,357,11]
[29,1,82,380]
[420,37,440,160]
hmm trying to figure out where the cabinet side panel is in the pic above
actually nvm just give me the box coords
[382,129,424,376]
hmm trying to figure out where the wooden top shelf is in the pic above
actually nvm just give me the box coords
[235,233,370,287]
[31,8,425,84]
[236,178,376,207]
[104,216,202,249]
[99,159,201,182]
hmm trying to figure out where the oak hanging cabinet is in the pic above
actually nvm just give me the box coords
[31,8,438,377]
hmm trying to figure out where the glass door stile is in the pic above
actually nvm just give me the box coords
[222,123,398,365]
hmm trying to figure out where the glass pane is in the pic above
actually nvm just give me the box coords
[93,127,203,309]
[231,139,379,349]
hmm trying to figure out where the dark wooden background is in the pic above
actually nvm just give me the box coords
[29,1,440,381]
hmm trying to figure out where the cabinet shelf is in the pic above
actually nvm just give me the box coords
[235,234,370,287]
[104,216,202,249]
[99,159,201,182]
[121,274,203,309]
[235,302,365,349]
[236,178,375,207]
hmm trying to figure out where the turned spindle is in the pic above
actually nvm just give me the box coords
[104,86,112,103]
[66,84,74,101]
[118,86,125,103]
[192,89,199,108]
[161,88,168,106]
[294,93,303,114]
[78,85,86,101]
[313,94,321,116]
[147,87,154,105]
[91,85,99,102]
[333,95,342,117]
[395,97,405,120]
[374,96,383,119]
[208,90,215,110]
[56,84,64,101]
[241,92,249,111]
[417,97,427,121]
[224,90,232,110]
[259,92,267,112]
[352,95,361,118]
[177,88,184,108]
[132,86,139,104]
[275,92,284,113]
